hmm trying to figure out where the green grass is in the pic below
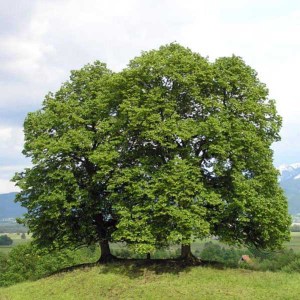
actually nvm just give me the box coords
[1,264,300,300]
[1,233,300,299]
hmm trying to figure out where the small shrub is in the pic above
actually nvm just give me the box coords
[282,258,300,273]
[0,235,13,246]
[0,243,99,287]
[241,248,300,272]
[113,248,131,258]
[200,242,247,267]
[200,242,224,262]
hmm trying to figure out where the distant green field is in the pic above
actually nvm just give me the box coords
[1,264,300,300]
[0,233,30,255]
[199,232,300,253]
[285,232,300,252]
[190,232,300,254]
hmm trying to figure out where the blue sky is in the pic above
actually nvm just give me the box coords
[1,0,300,193]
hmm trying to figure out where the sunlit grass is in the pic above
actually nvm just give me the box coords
[1,264,300,300]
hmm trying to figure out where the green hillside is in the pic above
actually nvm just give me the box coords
[1,264,300,300]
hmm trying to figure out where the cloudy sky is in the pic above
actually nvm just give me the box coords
[1,0,300,193]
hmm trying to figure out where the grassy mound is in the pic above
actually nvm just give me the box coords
[1,264,300,300]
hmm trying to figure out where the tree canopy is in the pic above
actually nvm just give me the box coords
[13,43,291,261]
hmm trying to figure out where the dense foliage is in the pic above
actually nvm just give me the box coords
[0,243,98,287]
[13,43,290,260]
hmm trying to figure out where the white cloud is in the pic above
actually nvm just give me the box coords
[0,165,30,190]
[0,36,56,80]
[0,127,29,175]
[0,164,29,194]
[0,126,30,193]
[0,128,12,142]
[0,126,24,153]
[0,179,19,194]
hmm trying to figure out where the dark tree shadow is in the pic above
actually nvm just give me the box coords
[50,258,226,279]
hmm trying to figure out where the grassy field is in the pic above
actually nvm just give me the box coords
[189,232,300,255]
[284,232,300,252]
[1,264,300,300]
[196,232,300,253]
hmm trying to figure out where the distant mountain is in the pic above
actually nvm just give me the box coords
[0,192,26,219]
[279,163,300,182]
[279,163,300,215]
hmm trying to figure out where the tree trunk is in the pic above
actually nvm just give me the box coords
[94,213,116,263]
[180,244,192,259]
[98,239,115,263]
[180,244,199,263]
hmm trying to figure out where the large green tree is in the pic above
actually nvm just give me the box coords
[13,61,122,262]
[14,44,290,262]
[107,44,290,258]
